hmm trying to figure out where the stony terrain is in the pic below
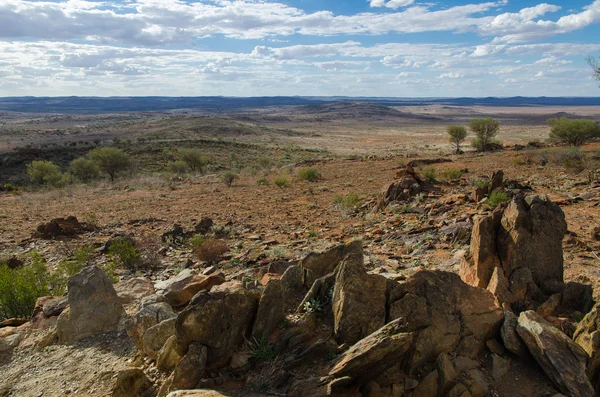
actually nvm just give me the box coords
[3,104,600,397]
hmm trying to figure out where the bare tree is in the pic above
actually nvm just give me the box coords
[588,56,600,86]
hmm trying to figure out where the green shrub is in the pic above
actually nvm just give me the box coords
[108,238,141,272]
[274,174,290,188]
[447,125,467,154]
[333,193,361,214]
[221,171,238,187]
[179,149,210,173]
[52,245,93,295]
[422,166,437,182]
[468,117,500,152]
[512,157,525,166]
[440,169,463,181]
[256,176,269,186]
[0,252,51,320]
[88,147,132,182]
[249,337,276,360]
[167,160,189,175]
[487,190,510,207]
[297,167,321,182]
[27,160,62,186]
[548,117,600,146]
[70,157,100,182]
[188,234,205,251]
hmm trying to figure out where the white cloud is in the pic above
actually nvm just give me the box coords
[369,0,415,9]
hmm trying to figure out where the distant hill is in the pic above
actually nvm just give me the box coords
[0,96,599,114]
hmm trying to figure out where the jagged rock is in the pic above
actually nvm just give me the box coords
[329,317,414,388]
[166,391,257,397]
[439,222,472,244]
[157,335,182,372]
[112,368,152,397]
[158,270,225,308]
[562,282,594,313]
[161,224,186,243]
[56,266,125,343]
[300,240,362,289]
[170,343,207,391]
[332,244,387,345]
[114,277,155,305]
[377,165,436,209]
[194,218,214,235]
[413,370,438,397]
[500,311,529,359]
[460,212,502,288]
[252,279,285,339]
[280,265,307,313]
[508,267,541,304]
[517,310,593,397]
[389,271,502,369]
[33,216,91,239]
[574,303,600,391]
[486,339,505,355]
[490,170,504,191]
[537,293,562,318]
[437,353,458,395]
[175,286,259,366]
[131,301,176,348]
[497,195,567,292]
[492,354,510,380]
[142,318,176,359]
[487,266,511,305]
[42,296,68,317]
[297,273,335,313]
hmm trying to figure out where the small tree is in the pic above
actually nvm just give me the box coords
[447,125,467,154]
[588,56,600,86]
[221,171,238,187]
[179,149,210,173]
[468,117,500,152]
[27,160,62,186]
[87,147,132,181]
[548,117,600,146]
[70,157,100,182]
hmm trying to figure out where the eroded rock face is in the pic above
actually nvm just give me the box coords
[157,270,225,308]
[299,240,362,289]
[389,271,503,369]
[574,303,600,392]
[131,300,176,350]
[517,310,594,397]
[56,266,125,343]
[332,245,387,345]
[175,286,259,367]
[142,318,176,359]
[251,279,285,340]
[461,195,567,305]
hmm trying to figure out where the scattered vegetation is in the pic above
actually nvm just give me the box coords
[422,166,437,182]
[167,160,189,175]
[548,117,600,147]
[333,192,361,214]
[468,117,500,152]
[297,167,321,182]
[447,125,467,154]
[222,171,238,187]
[487,190,511,208]
[27,160,63,187]
[440,169,463,181]
[87,147,133,182]
[256,176,269,186]
[179,149,210,173]
[274,173,290,188]
[193,238,228,263]
[70,158,100,182]
[108,238,141,272]
[249,337,276,360]
[303,297,325,313]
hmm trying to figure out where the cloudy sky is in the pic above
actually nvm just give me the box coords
[1,0,600,97]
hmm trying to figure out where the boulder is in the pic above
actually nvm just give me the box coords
[459,212,501,288]
[389,271,502,369]
[574,303,600,391]
[300,240,362,289]
[280,265,306,313]
[413,370,438,397]
[112,368,152,397]
[131,301,176,348]
[159,270,225,308]
[252,279,285,340]
[157,335,183,372]
[487,266,511,305]
[332,245,387,345]
[517,310,593,397]
[170,343,208,391]
[114,277,156,305]
[194,218,214,235]
[497,195,567,291]
[500,311,529,359]
[142,318,176,359]
[175,286,259,366]
[33,216,91,239]
[329,317,414,388]
[42,296,69,317]
[56,266,125,343]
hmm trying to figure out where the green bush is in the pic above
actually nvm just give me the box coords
[0,252,51,320]
[108,238,141,272]
[70,157,100,182]
[333,193,361,214]
[468,117,500,152]
[548,117,600,146]
[487,190,510,207]
[27,160,62,186]
[297,167,321,182]
[422,166,437,182]
[188,234,205,251]
[447,125,467,154]
[440,169,463,181]
[250,337,276,360]
[512,157,525,166]
[179,149,210,173]
[167,160,189,175]
[87,147,132,182]
[256,176,269,186]
[274,174,290,188]
[221,171,238,187]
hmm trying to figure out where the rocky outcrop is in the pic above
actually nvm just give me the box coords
[33,216,93,239]
[332,245,387,345]
[114,278,156,305]
[131,298,176,350]
[377,165,435,209]
[500,311,529,359]
[175,286,259,367]
[517,310,594,397]
[112,368,153,397]
[251,279,285,340]
[389,270,503,369]
[156,269,225,308]
[574,303,600,392]
[56,266,125,343]
[299,240,362,289]
[460,195,567,306]
[142,318,176,359]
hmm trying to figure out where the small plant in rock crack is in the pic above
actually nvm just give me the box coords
[250,337,276,360]
[249,379,270,393]
[303,297,325,313]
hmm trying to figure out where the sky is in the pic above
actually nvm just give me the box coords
[1,0,600,97]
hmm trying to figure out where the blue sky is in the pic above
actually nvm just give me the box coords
[0,0,599,97]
